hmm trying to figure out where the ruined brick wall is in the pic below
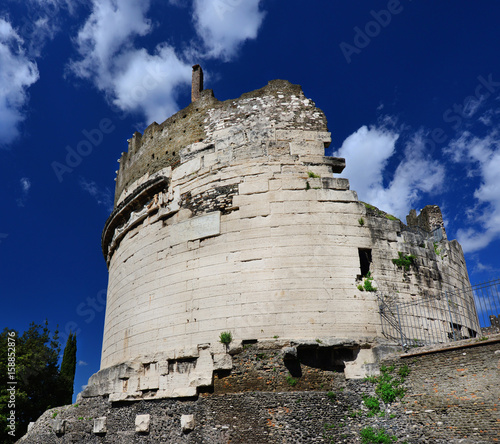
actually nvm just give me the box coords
[20,337,499,444]
[384,337,500,443]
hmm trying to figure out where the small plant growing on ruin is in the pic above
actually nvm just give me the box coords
[374,365,407,404]
[256,352,267,360]
[433,242,441,256]
[363,279,377,292]
[398,364,410,378]
[362,395,380,416]
[392,252,416,271]
[52,411,58,419]
[358,272,377,291]
[327,391,336,401]
[358,217,365,226]
[273,335,279,339]
[305,181,311,190]
[316,338,323,344]
[219,331,232,345]
[286,375,298,386]
[307,171,320,178]
[360,426,396,444]
[363,272,377,292]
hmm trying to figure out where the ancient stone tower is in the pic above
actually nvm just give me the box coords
[81,66,477,401]
[21,67,498,444]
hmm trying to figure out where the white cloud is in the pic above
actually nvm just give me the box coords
[446,131,500,253]
[78,360,88,366]
[20,177,31,192]
[17,177,32,207]
[69,0,192,124]
[335,125,444,219]
[80,178,113,211]
[192,0,266,60]
[111,45,192,123]
[0,19,39,147]
[69,0,266,124]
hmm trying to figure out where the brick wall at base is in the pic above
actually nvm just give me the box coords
[19,337,499,444]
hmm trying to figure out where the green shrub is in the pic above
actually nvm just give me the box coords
[327,391,336,401]
[359,217,365,226]
[219,331,232,345]
[360,427,396,443]
[373,365,407,404]
[362,272,377,292]
[286,375,298,386]
[392,252,416,271]
[307,171,320,178]
[398,364,410,378]
[362,395,380,416]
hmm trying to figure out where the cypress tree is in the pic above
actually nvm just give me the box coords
[59,333,77,405]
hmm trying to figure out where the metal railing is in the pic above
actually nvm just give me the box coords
[378,279,500,351]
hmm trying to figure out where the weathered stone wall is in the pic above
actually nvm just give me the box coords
[114,79,326,206]
[385,337,500,443]
[94,79,476,404]
[19,337,500,443]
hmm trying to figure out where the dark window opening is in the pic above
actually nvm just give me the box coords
[241,339,258,345]
[358,248,372,277]
[296,346,360,372]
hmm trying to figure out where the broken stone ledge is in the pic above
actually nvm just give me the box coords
[79,339,400,403]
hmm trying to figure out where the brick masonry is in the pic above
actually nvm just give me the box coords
[19,336,499,443]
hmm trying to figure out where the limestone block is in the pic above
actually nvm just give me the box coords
[280,177,307,190]
[239,201,270,218]
[27,422,35,432]
[169,211,221,244]
[53,419,66,435]
[139,362,160,391]
[135,414,150,433]
[344,348,379,379]
[171,387,197,398]
[290,140,325,156]
[172,157,201,181]
[315,189,358,203]
[322,177,350,190]
[93,417,107,434]
[276,129,331,144]
[213,353,232,370]
[188,348,214,387]
[181,414,195,433]
[239,179,269,195]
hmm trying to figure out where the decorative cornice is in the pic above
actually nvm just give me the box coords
[101,176,169,263]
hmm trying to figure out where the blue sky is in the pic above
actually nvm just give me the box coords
[1,1,500,400]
